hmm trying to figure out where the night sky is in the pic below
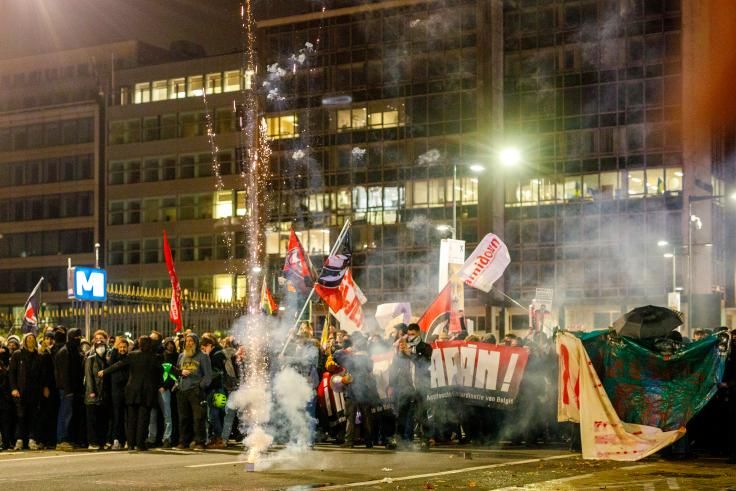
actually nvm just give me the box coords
[0,0,244,59]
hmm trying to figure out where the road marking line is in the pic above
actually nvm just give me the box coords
[642,483,655,490]
[186,459,246,468]
[619,464,655,471]
[667,478,680,489]
[0,452,121,464]
[317,454,577,490]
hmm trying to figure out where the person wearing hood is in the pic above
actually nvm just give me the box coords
[6,336,21,357]
[9,333,47,450]
[175,333,212,451]
[54,327,85,450]
[84,340,110,450]
[108,336,129,450]
[0,343,12,450]
[201,333,227,449]
[146,334,177,449]
[99,336,163,451]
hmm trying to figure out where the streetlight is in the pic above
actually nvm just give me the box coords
[499,147,522,167]
[450,162,486,240]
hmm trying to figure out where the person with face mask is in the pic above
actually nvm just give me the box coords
[388,323,433,451]
[84,340,110,450]
[54,328,85,450]
[9,333,47,451]
[108,336,129,450]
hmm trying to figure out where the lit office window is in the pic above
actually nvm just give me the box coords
[367,101,402,128]
[213,274,234,301]
[646,168,665,195]
[600,172,619,199]
[666,168,683,191]
[169,78,185,99]
[206,72,223,94]
[152,80,167,101]
[236,191,248,216]
[188,75,204,97]
[213,191,233,218]
[628,170,645,195]
[266,114,298,139]
[224,70,241,92]
[337,108,367,132]
[134,82,150,104]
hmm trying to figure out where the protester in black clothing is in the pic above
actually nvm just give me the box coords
[0,355,12,450]
[100,336,163,451]
[175,333,212,451]
[334,336,380,448]
[55,327,85,450]
[84,341,110,450]
[201,333,227,449]
[108,336,129,450]
[162,337,180,447]
[9,333,47,451]
[37,331,57,449]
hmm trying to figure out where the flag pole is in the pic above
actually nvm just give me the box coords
[281,218,351,356]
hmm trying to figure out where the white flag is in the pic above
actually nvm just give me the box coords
[457,233,511,292]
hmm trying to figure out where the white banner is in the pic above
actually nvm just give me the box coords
[457,233,511,292]
[557,332,684,461]
[375,303,412,334]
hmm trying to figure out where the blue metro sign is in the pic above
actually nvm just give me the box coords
[71,267,107,302]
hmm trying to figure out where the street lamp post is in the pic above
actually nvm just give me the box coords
[687,192,736,329]
[658,240,676,293]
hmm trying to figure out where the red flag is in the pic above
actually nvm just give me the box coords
[417,283,460,337]
[163,230,183,332]
[283,228,314,294]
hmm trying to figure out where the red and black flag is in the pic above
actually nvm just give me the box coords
[21,277,44,335]
[283,228,315,294]
[417,282,461,339]
[314,240,351,308]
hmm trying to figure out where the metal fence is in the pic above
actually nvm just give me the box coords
[1,284,245,339]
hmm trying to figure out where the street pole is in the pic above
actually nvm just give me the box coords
[671,248,676,293]
[85,243,101,341]
[687,200,693,332]
[452,162,457,240]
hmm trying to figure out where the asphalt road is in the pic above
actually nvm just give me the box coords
[0,444,734,490]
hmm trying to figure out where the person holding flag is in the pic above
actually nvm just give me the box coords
[21,278,44,336]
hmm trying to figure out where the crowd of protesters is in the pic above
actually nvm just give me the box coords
[0,326,240,452]
[0,321,733,465]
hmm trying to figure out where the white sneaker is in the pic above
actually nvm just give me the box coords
[14,439,23,451]
[88,444,100,451]
[28,439,39,451]
[112,440,121,451]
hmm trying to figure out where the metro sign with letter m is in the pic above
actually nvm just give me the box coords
[72,267,107,302]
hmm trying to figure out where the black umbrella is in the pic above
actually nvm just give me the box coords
[612,305,684,339]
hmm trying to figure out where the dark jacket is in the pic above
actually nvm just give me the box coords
[162,347,179,392]
[108,348,129,396]
[84,350,109,405]
[9,338,45,403]
[54,328,84,395]
[333,349,379,404]
[389,336,433,398]
[207,344,227,392]
[104,350,163,408]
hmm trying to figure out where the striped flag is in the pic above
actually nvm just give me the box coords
[21,277,44,335]
[260,277,278,315]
